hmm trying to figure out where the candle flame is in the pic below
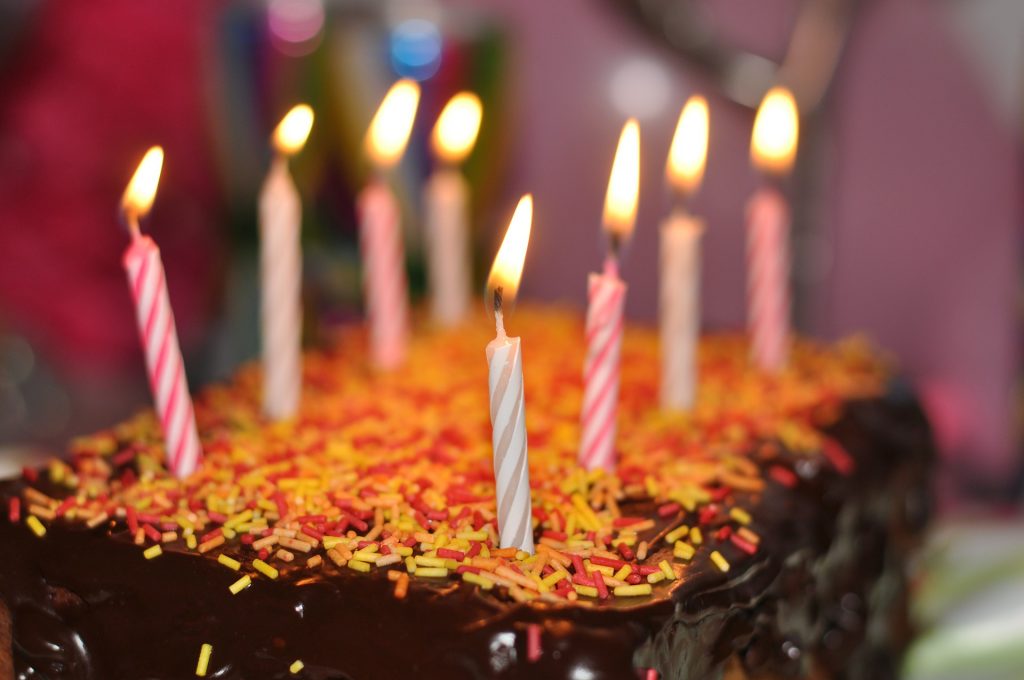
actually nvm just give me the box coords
[487,194,533,304]
[432,92,482,165]
[666,95,709,195]
[602,119,640,238]
[366,79,421,169]
[273,104,314,156]
[121,146,164,219]
[751,87,799,175]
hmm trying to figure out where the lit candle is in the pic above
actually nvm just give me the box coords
[260,104,313,421]
[360,79,420,369]
[747,87,799,372]
[579,120,640,472]
[120,147,203,478]
[425,92,482,326]
[660,96,709,410]
[485,195,534,553]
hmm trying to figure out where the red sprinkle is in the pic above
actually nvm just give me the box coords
[714,526,733,542]
[466,542,482,558]
[617,543,635,561]
[126,506,139,535]
[456,565,481,575]
[8,497,20,524]
[572,572,596,587]
[258,548,270,560]
[21,466,38,483]
[200,528,223,544]
[646,669,659,680]
[612,517,646,528]
[55,497,75,518]
[571,554,586,576]
[626,573,643,585]
[527,624,543,662]
[657,502,680,518]
[541,529,568,541]
[241,534,255,545]
[634,565,660,576]
[437,548,465,561]
[142,524,162,542]
[823,439,855,475]
[593,570,609,600]
[698,505,719,526]
[590,556,626,570]
[731,534,758,555]
[769,465,797,488]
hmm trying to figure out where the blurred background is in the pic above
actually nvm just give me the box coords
[0,0,1021,674]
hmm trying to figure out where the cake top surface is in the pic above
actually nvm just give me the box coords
[10,307,887,607]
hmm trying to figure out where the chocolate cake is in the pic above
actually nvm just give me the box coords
[0,308,932,679]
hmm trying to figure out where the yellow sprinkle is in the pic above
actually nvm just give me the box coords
[393,545,413,557]
[322,536,345,550]
[673,541,695,561]
[614,584,653,597]
[186,534,198,550]
[710,550,730,572]
[143,545,163,560]
[461,572,494,590]
[228,575,252,595]
[614,565,633,581]
[729,507,752,525]
[646,571,666,584]
[217,554,241,571]
[289,659,305,674]
[195,643,213,677]
[351,550,381,563]
[414,555,447,568]
[26,515,46,538]
[659,560,676,580]
[415,567,449,578]
[405,556,417,574]
[689,527,703,545]
[456,530,488,541]
[573,584,599,598]
[664,524,690,544]
[347,560,371,573]
[541,570,569,589]
[253,559,279,580]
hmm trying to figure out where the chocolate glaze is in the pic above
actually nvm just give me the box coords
[0,389,932,680]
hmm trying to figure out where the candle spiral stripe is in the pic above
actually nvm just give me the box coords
[260,162,303,420]
[746,188,791,371]
[124,237,202,478]
[487,335,534,552]
[579,269,626,471]
[358,182,409,369]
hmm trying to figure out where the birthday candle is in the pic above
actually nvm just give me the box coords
[747,87,799,372]
[120,147,202,478]
[359,80,419,369]
[259,104,313,420]
[580,120,639,472]
[485,195,534,553]
[425,92,482,326]
[660,96,709,410]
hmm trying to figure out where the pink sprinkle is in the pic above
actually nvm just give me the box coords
[634,565,660,576]
[645,669,659,680]
[731,535,758,555]
[527,624,543,662]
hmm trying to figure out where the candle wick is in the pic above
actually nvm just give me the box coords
[493,287,507,339]
[126,212,142,241]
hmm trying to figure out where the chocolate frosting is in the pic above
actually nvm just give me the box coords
[0,390,932,680]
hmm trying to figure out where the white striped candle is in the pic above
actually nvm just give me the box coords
[259,105,313,420]
[485,194,534,553]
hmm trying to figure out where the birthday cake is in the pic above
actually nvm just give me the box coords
[0,308,932,679]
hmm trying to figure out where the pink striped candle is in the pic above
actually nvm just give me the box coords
[121,147,202,478]
[579,259,627,471]
[746,187,791,371]
[360,79,420,369]
[747,87,799,372]
[579,120,640,472]
[358,180,409,369]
